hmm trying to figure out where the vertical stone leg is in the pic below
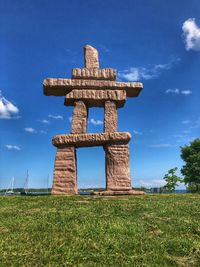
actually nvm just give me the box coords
[52,146,77,195]
[104,144,132,191]
[71,101,88,134]
[104,101,117,132]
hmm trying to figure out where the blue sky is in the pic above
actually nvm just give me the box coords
[0,0,200,189]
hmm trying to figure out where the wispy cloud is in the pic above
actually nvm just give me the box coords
[181,90,192,95]
[5,145,21,151]
[165,89,179,94]
[39,119,50,124]
[149,143,173,148]
[90,118,103,125]
[182,120,190,124]
[48,114,63,120]
[99,45,110,53]
[165,89,192,95]
[68,116,72,123]
[190,118,200,129]
[40,130,47,134]
[133,130,143,135]
[24,127,37,133]
[182,18,200,51]
[0,91,20,119]
[118,58,180,81]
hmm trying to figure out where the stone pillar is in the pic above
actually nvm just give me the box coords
[104,101,117,132]
[104,144,132,191]
[52,146,77,195]
[71,100,88,134]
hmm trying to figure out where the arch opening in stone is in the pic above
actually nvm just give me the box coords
[77,146,105,194]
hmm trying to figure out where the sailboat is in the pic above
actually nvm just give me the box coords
[5,176,15,196]
[21,170,29,195]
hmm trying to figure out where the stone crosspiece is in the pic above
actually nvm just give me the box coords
[52,132,131,148]
[65,89,126,108]
[43,78,142,97]
[72,68,116,80]
[71,101,88,134]
[43,44,144,195]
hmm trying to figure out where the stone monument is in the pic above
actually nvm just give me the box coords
[43,45,144,195]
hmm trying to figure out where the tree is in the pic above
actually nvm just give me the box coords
[162,167,183,193]
[181,138,200,192]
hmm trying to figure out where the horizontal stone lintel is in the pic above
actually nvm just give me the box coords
[43,78,143,97]
[72,68,116,80]
[64,89,126,107]
[52,132,131,148]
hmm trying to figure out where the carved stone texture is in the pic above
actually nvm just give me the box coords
[65,89,126,108]
[72,68,116,81]
[105,144,132,191]
[71,101,88,134]
[52,147,77,195]
[43,78,143,97]
[104,101,117,132]
[84,45,99,68]
[53,132,131,148]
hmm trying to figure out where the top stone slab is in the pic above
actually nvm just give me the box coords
[43,44,143,99]
[84,45,99,68]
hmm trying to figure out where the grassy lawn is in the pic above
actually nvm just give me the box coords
[0,194,200,267]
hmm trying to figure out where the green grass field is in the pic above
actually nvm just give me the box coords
[0,194,200,267]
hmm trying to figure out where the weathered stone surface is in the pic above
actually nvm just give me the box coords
[52,147,77,195]
[43,44,144,196]
[71,101,88,134]
[43,78,143,97]
[53,132,131,147]
[104,101,117,132]
[72,68,116,81]
[84,45,99,68]
[104,144,132,191]
[65,89,126,108]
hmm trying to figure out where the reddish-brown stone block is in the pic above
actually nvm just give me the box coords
[104,101,117,132]
[71,101,88,134]
[52,147,77,195]
[84,45,99,68]
[104,144,132,191]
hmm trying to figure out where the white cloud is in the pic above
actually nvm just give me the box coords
[165,88,179,94]
[182,120,190,124]
[149,144,173,148]
[181,90,192,96]
[39,119,50,124]
[68,116,72,122]
[0,91,20,119]
[133,130,143,135]
[90,118,103,125]
[5,145,21,151]
[25,127,37,133]
[48,114,63,120]
[118,58,180,81]
[182,18,200,51]
[165,88,192,95]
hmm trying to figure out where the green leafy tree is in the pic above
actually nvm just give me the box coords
[162,167,183,192]
[181,138,200,192]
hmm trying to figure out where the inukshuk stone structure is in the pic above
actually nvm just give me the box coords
[43,45,144,195]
